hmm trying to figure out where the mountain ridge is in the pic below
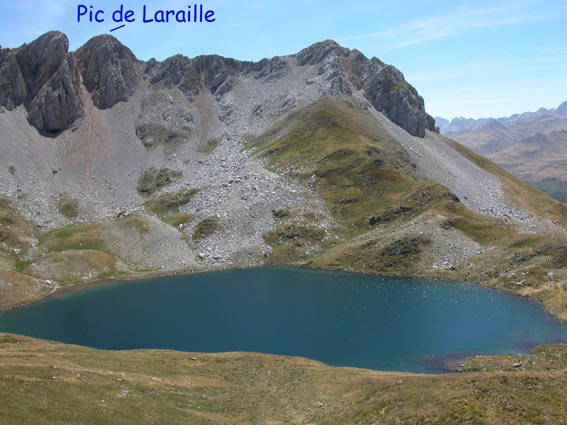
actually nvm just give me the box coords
[436,101,567,202]
[436,100,567,134]
[0,31,435,138]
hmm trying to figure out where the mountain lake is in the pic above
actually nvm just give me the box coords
[1,267,566,373]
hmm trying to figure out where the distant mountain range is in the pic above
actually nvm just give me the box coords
[437,101,567,202]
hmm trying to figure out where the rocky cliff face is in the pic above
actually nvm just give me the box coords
[296,40,435,137]
[0,31,83,134]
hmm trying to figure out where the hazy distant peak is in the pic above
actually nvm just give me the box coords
[556,101,567,116]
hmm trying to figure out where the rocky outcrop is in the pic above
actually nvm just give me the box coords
[26,57,83,134]
[0,31,83,134]
[358,64,436,138]
[295,40,436,137]
[76,35,140,109]
[149,54,243,97]
[0,51,26,109]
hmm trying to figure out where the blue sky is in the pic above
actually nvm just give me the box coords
[1,0,566,119]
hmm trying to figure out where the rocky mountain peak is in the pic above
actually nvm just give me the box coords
[485,119,506,130]
[15,31,70,99]
[0,30,82,134]
[294,39,435,136]
[147,53,242,97]
[556,100,567,116]
[296,40,346,66]
[76,34,140,109]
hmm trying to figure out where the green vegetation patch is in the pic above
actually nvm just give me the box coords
[0,196,34,256]
[197,136,220,154]
[441,204,515,245]
[137,167,182,196]
[145,189,198,217]
[119,216,150,234]
[38,217,150,256]
[310,233,431,275]
[0,227,21,247]
[135,123,190,154]
[56,193,79,219]
[367,205,413,225]
[192,216,220,240]
[0,196,32,234]
[27,217,153,285]
[263,223,328,263]
[33,250,117,285]
[163,212,193,228]
[39,224,105,253]
[381,235,430,257]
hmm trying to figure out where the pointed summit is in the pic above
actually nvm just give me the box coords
[296,40,347,66]
[76,34,141,109]
[0,31,83,134]
[556,100,567,116]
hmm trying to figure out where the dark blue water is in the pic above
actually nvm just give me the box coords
[1,267,566,373]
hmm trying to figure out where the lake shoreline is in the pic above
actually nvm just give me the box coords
[2,267,566,375]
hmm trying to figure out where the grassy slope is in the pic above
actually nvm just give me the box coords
[0,196,48,309]
[249,98,454,268]
[1,334,567,425]
[249,98,433,230]
[444,135,567,227]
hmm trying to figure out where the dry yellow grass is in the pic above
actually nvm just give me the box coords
[1,334,567,424]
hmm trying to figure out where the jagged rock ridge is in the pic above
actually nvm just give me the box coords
[0,32,434,137]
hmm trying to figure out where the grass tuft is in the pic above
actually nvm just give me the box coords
[137,168,182,196]
[192,216,220,240]
[56,193,79,219]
